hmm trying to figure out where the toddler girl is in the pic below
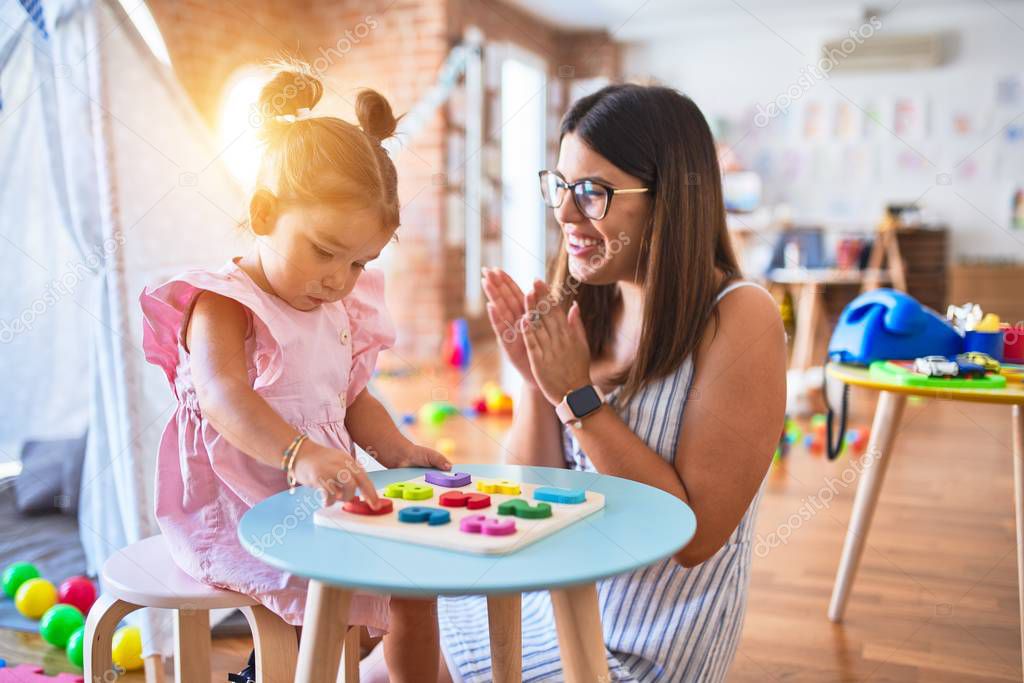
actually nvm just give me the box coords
[140,61,448,683]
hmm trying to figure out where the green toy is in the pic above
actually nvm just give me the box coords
[39,604,84,648]
[66,625,85,667]
[383,482,433,501]
[497,499,552,519]
[2,562,40,598]
[870,360,1007,389]
[418,401,459,426]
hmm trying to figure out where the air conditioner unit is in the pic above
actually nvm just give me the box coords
[822,33,946,71]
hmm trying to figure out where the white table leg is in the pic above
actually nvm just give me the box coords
[550,583,610,683]
[1012,405,1024,676]
[296,580,351,683]
[828,390,907,622]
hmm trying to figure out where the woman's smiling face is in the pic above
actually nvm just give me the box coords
[553,133,652,285]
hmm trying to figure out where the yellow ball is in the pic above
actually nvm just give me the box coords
[483,382,502,401]
[112,625,144,671]
[14,577,57,619]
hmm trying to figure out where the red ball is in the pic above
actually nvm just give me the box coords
[58,576,96,615]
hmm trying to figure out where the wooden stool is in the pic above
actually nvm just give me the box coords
[84,535,298,683]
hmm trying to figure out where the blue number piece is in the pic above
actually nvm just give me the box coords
[533,486,586,505]
[398,506,451,526]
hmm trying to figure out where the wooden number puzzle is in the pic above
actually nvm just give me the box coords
[313,473,605,554]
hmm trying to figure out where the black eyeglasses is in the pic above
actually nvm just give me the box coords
[538,170,649,221]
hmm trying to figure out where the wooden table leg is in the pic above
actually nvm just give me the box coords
[340,625,361,683]
[791,282,824,373]
[550,583,609,683]
[173,608,210,683]
[1012,405,1024,676]
[295,580,351,683]
[239,604,299,683]
[84,593,141,683]
[144,655,166,683]
[828,390,907,622]
[487,594,522,683]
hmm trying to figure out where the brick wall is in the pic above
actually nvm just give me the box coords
[146,0,619,363]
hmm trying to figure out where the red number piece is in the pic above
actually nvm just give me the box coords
[439,491,491,509]
[343,497,393,515]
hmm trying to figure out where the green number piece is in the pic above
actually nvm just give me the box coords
[383,482,433,501]
[497,498,552,519]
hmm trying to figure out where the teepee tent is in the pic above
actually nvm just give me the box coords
[1,0,247,657]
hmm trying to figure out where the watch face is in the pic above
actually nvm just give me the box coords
[567,386,602,417]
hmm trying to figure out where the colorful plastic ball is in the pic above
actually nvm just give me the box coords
[435,437,456,457]
[483,384,513,415]
[58,576,97,616]
[14,577,57,619]
[2,562,40,598]
[400,412,416,425]
[419,402,455,427]
[39,603,84,648]
[493,394,513,415]
[112,625,143,671]
[66,625,85,667]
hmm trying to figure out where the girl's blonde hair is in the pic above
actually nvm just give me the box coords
[253,59,401,229]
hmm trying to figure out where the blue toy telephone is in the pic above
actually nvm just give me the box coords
[824,289,963,460]
[827,289,963,365]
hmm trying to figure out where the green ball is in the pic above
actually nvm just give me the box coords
[2,562,40,598]
[66,625,85,668]
[39,604,84,648]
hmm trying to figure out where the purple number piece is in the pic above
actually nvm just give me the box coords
[425,470,472,488]
[459,514,516,536]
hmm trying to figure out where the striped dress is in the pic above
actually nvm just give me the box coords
[439,282,768,682]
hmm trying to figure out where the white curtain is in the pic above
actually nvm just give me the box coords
[1,0,254,658]
[0,1,94,460]
[2,0,171,657]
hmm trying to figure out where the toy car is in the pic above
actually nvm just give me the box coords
[955,361,987,378]
[956,352,1000,372]
[913,355,958,377]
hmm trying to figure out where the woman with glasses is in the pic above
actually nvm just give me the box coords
[438,84,786,682]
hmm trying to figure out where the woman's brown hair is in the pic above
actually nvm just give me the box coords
[253,58,401,228]
[550,84,740,403]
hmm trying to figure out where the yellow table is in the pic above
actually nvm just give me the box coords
[826,363,1024,672]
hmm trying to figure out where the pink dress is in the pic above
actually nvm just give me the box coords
[140,258,395,628]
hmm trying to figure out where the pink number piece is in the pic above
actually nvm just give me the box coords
[459,514,516,536]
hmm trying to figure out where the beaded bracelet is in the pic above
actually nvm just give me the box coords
[281,433,308,493]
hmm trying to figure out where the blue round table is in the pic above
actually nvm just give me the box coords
[239,464,696,683]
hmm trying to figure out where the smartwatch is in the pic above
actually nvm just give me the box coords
[555,385,605,427]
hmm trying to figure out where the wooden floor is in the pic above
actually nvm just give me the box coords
[2,344,1021,681]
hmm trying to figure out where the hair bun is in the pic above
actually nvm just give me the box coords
[355,89,398,142]
[257,59,323,126]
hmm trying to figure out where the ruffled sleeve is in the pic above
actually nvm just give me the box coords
[140,266,285,393]
[343,268,396,403]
